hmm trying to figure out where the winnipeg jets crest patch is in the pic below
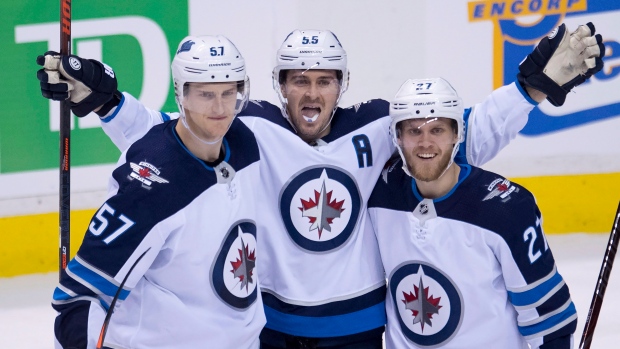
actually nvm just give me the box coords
[211,220,258,309]
[280,166,361,252]
[390,261,463,347]
[483,178,519,202]
[128,161,169,189]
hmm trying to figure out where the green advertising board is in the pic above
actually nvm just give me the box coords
[2,0,188,174]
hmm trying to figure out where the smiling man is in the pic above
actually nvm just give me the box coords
[368,78,577,349]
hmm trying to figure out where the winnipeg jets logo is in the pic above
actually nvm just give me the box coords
[390,262,463,346]
[483,178,518,202]
[129,161,169,189]
[176,40,195,54]
[230,233,256,292]
[299,179,345,239]
[402,277,442,331]
[280,166,361,252]
[211,221,258,309]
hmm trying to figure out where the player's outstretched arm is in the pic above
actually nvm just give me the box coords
[36,52,171,152]
[461,22,605,167]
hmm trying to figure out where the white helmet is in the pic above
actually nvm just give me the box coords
[172,35,249,118]
[390,78,465,177]
[272,30,349,126]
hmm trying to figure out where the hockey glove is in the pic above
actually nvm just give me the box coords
[517,22,605,107]
[36,51,121,117]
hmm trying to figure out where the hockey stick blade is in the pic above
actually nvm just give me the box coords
[579,201,620,349]
[96,248,151,349]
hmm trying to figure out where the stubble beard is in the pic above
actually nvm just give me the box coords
[406,149,452,182]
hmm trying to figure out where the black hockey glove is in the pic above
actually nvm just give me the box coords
[517,22,605,107]
[36,51,121,117]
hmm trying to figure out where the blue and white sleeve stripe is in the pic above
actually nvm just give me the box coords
[55,255,131,302]
[518,299,577,339]
[507,266,565,309]
[506,266,577,341]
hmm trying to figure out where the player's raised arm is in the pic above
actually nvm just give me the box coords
[461,22,605,166]
[36,52,172,152]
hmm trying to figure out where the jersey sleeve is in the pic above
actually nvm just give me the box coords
[99,92,179,152]
[51,162,183,349]
[494,196,577,349]
[458,81,537,166]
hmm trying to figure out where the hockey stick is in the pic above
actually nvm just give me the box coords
[579,200,620,349]
[96,248,151,349]
[58,0,72,280]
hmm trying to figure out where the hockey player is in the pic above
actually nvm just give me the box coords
[45,36,265,349]
[368,77,577,348]
[37,23,603,348]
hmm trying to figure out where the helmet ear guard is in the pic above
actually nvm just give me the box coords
[389,77,465,178]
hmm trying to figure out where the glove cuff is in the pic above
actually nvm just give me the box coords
[96,90,123,117]
[518,72,567,107]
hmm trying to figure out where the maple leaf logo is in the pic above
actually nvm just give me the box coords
[299,180,345,239]
[230,236,256,292]
[496,183,508,192]
[402,277,442,332]
[139,167,150,178]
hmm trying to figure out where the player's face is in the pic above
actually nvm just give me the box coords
[397,117,459,182]
[281,69,341,142]
[182,82,238,142]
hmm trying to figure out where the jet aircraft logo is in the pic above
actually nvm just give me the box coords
[128,161,169,189]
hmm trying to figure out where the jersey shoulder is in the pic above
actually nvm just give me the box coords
[444,166,538,238]
[368,156,418,212]
[121,118,259,193]
[224,117,261,167]
[326,99,390,141]
[238,99,292,129]
[115,120,215,200]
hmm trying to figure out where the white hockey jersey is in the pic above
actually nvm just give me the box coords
[97,82,536,338]
[368,162,577,349]
[52,119,265,349]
